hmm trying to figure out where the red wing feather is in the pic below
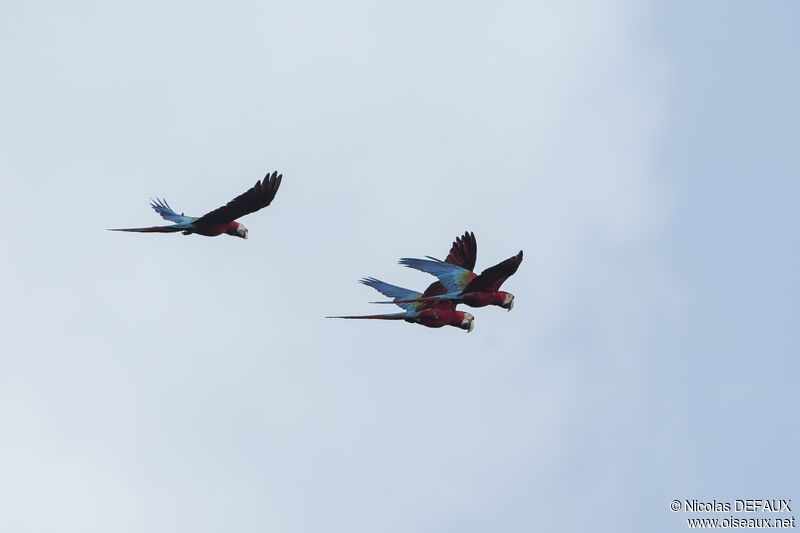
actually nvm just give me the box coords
[443,231,477,271]
[195,171,282,225]
[422,282,447,298]
[463,250,523,293]
[425,299,457,311]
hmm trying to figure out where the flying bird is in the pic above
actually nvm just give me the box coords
[327,231,479,331]
[109,171,282,239]
[372,232,522,310]
[396,250,522,310]
[327,277,475,332]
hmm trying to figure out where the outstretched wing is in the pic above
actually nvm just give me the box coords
[420,231,477,298]
[463,250,523,293]
[194,171,282,225]
[150,198,196,225]
[399,257,475,293]
[371,233,477,305]
[360,277,423,312]
[444,231,477,271]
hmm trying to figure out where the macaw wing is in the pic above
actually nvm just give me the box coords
[422,280,447,298]
[194,171,282,225]
[399,257,475,293]
[420,231,476,298]
[360,277,424,312]
[444,231,477,271]
[150,198,196,225]
[463,250,523,293]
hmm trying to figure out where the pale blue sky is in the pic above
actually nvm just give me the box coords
[0,1,796,532]
[644,0,799,516]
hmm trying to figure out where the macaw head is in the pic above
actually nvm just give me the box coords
[233,222,249,239]
[460,312,475,332]
[499,291,514,311]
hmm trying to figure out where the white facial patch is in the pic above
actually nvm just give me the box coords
[463,313,475,332]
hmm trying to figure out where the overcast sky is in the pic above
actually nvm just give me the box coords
[1,1,797,531]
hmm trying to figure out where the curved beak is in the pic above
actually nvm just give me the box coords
[508,299,513,312]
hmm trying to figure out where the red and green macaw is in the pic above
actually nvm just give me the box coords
[379,232,522,311]
[109,171,282,239]
[327,277,475,331]
[327,232,479,332]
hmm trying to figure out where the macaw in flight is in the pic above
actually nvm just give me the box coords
[327,231,479,331]
[109,171,282,239]
[327,277,475,331]
[376,232,522,311]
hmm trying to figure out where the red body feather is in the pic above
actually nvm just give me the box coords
[191,221,242,237]
[460,290,514,308]
[415,307,473,329]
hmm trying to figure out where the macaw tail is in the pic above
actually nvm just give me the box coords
[325,313,410,320]
[108,225,185,233]
[369,294,458,304]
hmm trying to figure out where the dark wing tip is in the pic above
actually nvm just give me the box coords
[258,171,282,203]
[464,248,523,292]
[261,170,282,185]
[195,170,283,224]
[445,230,478,270]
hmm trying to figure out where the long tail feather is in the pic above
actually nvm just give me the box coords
[369,294,456,304]
[326,313,410,320]
[108,225,185,233]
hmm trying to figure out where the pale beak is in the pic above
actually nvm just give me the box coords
[508,299,514,312]
[468,320,474,332]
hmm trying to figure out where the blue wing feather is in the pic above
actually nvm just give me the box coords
[398,257,472,293]
[150,198,197,225]
[359,277,423,312]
